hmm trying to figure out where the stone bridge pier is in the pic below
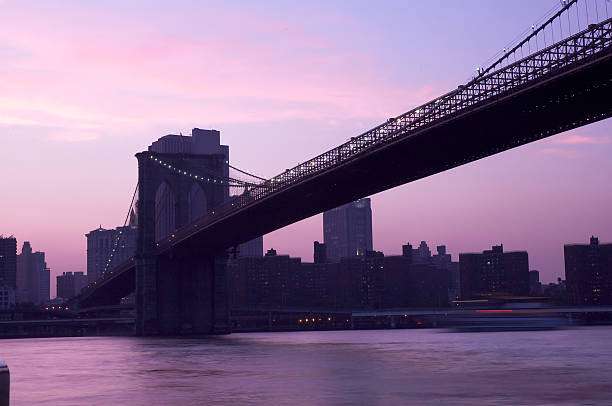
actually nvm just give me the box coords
[134,130,231,335]
[136,250,230,335]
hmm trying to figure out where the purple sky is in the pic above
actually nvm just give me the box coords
[1,0,611,297]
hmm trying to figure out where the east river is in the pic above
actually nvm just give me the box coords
[2,327,612,405]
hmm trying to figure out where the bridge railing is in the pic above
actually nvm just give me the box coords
[162,17,612,249]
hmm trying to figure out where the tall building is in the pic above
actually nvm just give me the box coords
[402,241,434,264]
[382,243,452,309]
[39,267,50,303]
[431,245,460,302]
[0,237,17,309]
[565,236,612,305]
[323,198,373,262]
[237,236,263,258]
[86,225,138,283]
[0,285,16,310]
[313,241,327,264]
[529,270,542,296]
[57,272,88,299]
[0,237,17,289]
[338,251,385,309]
[459,244,529,299]
[16,241,50,305]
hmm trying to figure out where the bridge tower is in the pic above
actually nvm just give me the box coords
[135,129,231,335]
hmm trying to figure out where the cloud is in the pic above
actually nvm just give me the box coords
[551,134,612,145]
[0,2,442,142]
[538,147,581,158]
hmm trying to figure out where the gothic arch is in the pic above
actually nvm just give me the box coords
[155,180,176,241]
[188,182,207,223]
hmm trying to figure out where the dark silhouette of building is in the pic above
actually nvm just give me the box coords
[338,251,385,309]
[0,237,17,310]
[295,262,331,307]
[0,237,17,289]
[323,198,372,261]
[57,272,88,300]
[542,278,568,305]
[431,245,460,302]
[529,270,542,296]
[230,249,301,307]
[459,244,529,299]
[565,236,612,305]
[313,241,327,264]
[230,242,454,311]
[16,241,50,305]
[237,236,263,258]
[405,241,432,264]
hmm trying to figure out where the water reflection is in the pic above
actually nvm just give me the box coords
[2,328,612,405]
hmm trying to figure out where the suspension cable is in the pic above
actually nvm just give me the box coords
[102,182,139,275]
[229,164,267,181]
[478,0,579,77]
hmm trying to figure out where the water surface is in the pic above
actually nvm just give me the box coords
[3,327,612,405]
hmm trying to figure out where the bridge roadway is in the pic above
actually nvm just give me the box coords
[165,18,612,255]
[79,19,612,319]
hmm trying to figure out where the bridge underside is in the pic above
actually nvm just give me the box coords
[78,261,135,308]
[177,51,612,254]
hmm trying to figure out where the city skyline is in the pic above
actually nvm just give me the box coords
[1,0,612,298]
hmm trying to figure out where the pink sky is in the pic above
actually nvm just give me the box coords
[1,0,611,297]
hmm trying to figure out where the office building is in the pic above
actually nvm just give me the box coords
[86,224,138,283]
[40,267,50,304]
[313,241,327,263]
[431,245,460,302]
[529,270,542,296]
[0,236,17,289]
[323,198,373,262]
[565,236,612,305]
[16,241,50,305]
[0,236,17,309]
[229,249,301,307]
[338,251,385,309]
[459,244,529,299]
[0,285,16,310]
[57,272,88,299]
[237,236,264,258]
[384,243,452,308]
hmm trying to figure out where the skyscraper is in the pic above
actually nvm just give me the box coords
[16,241,50,305]
[313,241,327,264]
[565,236,612,305]
[0,237,17,309]
[237,236,264,258]
[323,198,373,262]
[0,236,17,289]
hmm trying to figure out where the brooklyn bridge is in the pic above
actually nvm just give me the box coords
[77,0,612,335]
